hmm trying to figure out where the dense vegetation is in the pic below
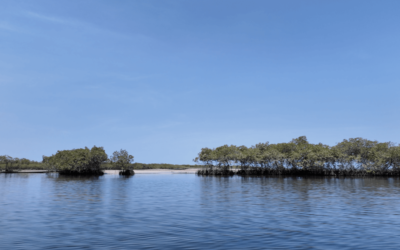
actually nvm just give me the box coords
[194,136,400,176]
[42,146,108,175]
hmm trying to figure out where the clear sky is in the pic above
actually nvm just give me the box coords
[1,0,399,164]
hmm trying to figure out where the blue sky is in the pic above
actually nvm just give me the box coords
[1,0,399,163]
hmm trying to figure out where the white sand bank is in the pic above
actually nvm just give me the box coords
[0,169,201,174]
[104,169,200,175]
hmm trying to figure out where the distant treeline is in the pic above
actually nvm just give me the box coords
[0,156,43,171]
[103,163,197,170]
[194,136,400,176]
[0,161,197,171]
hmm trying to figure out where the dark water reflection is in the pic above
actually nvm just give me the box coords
[1,174,400,249]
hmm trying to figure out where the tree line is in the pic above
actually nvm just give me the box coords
[194,136,400,176]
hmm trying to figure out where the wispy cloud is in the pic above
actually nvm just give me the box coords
[26,11,113,35]
[0,22,23,33]
[25,11,152,41]
[26,11,74,25]
[0,22,13,31]
[98,73,153,83]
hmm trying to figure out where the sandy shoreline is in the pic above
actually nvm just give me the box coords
[104,169,200,174]
[0,169,201,174]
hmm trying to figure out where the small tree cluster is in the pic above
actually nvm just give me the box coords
[109,149,134,170]
[42,146,108,175]
[109,149,135,175]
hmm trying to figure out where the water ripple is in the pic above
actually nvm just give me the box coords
[1,174,400,249]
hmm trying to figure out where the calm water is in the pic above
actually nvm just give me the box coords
[1,173,400,249]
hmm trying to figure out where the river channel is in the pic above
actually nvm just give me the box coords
[1,173,400,249]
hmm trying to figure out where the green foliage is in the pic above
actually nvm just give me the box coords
[195,136,400,176]
[0,155,16,172]
[0,156,41,172]
[42,146,108,174]
[109,149,134,170]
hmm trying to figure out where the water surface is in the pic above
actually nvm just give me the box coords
[1,173,400,249]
